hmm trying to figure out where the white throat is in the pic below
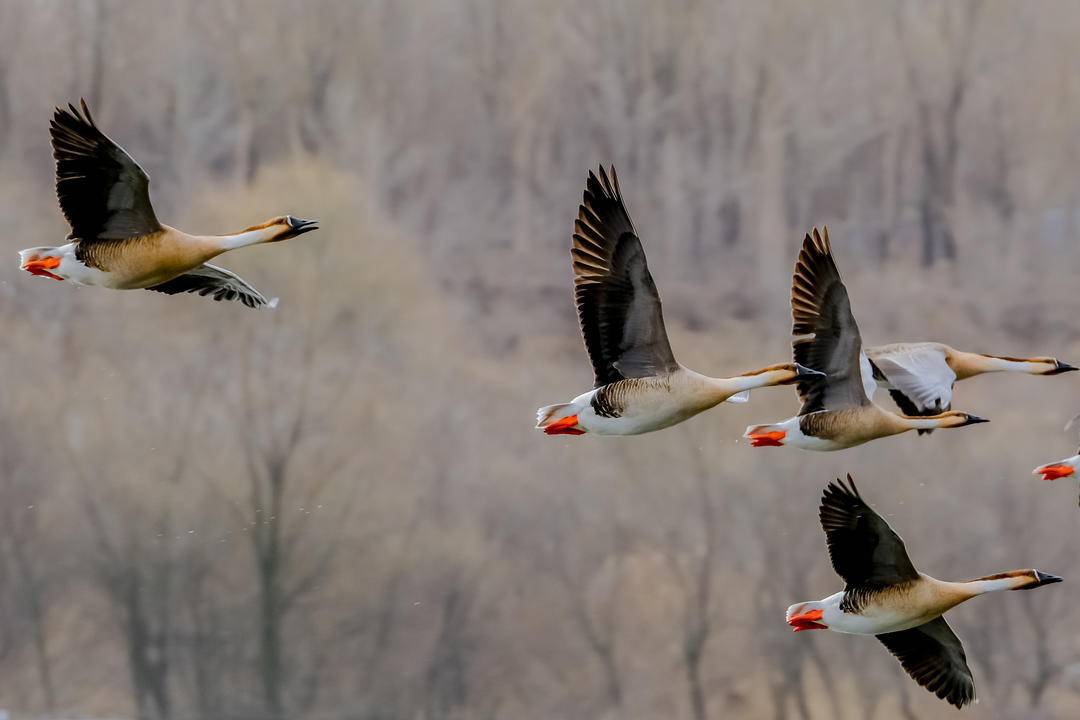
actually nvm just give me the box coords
[979,356,1046,374]
[216,227,278,250]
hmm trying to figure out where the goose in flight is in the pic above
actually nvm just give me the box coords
[19,100,318,307]
[787,476,1063,708]
[864,342,1074,435]
[744,228,988,450]
[536,167,822,436]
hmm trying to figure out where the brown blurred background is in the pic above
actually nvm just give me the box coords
[0,1,1079,718]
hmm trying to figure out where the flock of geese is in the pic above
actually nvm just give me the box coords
[16,104,1076,710]
[534,167,1076,708]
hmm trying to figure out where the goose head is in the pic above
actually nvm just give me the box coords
[934,411,989,429]
[245,215,320,242]
[1028,357,1077,376]
[1001,569,1064,590]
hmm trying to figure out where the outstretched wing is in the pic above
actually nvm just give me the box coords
[819,476,919,588]
[146,264,276,308]
[868,344,956,415]
[50,100,161,242]
[791,228,867,414]
[877,617,975,709]
[572,166,677,386]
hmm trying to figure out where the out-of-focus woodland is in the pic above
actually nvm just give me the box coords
[1,1,1079,719]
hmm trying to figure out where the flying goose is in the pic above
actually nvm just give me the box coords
[536,167,822,436]
[864,342,1075,435]
[787,476,1062,708]
[19,100,318,308]
[743,228,988,451]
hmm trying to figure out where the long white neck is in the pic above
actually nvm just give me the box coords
[945,574,1030,600]
[980,357,1045,374]
[214,226,280,251]
[897,415,952,431]
[964,577,1023,594]
[720,367,798,395]
[957,351,1047,376]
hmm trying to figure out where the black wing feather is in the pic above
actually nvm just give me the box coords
[572,166,677,386]
[877,617,975,708]
[791,227,867,414]
[50,99,161,242]
[819,476,919,588]
[147,264,274,309]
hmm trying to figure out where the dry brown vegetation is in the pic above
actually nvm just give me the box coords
[1,1,1080,718]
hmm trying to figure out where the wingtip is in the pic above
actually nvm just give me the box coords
[823,474,859,501]
[266,296,280,309]
[809,226,831,253]
[583,164,622,205]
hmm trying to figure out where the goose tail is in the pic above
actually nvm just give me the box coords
[536,402,586,435]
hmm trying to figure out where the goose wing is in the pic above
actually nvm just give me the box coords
[51,100,161,244]
[876,617,975,708]
[860,352,880,400]
[791,227,868,414]
[146,264,276,308]
[819,476,919,587]
[867,344,955,415]
[572,166,677,386]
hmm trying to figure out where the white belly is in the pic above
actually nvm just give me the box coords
[823,593,934,635]
[774,415,848,451]
[576,389,712,436]
[50,244,119,287]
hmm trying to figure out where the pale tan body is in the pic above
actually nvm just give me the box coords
[541,364,809,436]
[797,405,974,450]
[88,228,224,288]
[793,571,1049,636]
[66,223,284,289]
[748,405,979,451]
[25,220,297,295]
[837,574,1022,634]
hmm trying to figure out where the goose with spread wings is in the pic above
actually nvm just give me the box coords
[18,100,318,308]
[864,342,1074,436]
[786,476,1062,709]
[743,228,988,450]
[536,167,821,436]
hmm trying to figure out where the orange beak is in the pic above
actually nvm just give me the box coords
[788,608,826,632]
[23,256,63,281]
[1035,464,1075,482]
